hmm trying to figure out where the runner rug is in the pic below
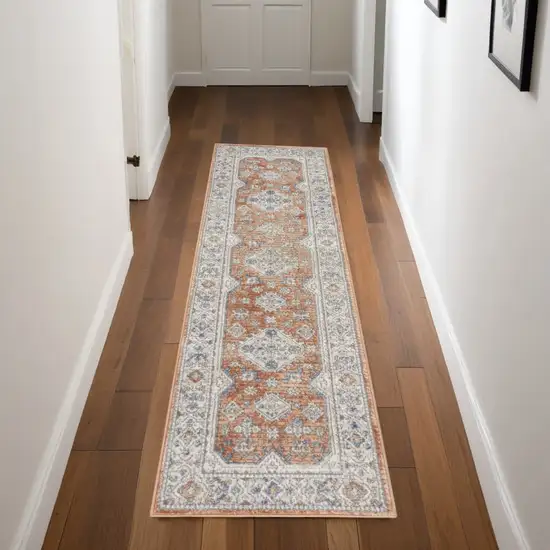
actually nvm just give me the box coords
[152,144,396,518]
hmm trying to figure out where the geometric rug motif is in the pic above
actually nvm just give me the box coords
[152,144,396,517]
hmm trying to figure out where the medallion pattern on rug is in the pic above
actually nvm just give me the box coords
[153,144,395,517]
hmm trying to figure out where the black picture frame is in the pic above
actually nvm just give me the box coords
[425,0,447,18]
[489,0,539,91]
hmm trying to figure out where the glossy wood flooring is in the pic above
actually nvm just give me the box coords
[43,87,498,550]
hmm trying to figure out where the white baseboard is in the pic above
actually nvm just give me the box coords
[347,74,361,119]
[171,70,352,88]
[167,75,176,101]
[11,231,134,550]
[140,118,171,200]
[379,138,530,550]
[172,71,207,87]
[310,71,350,86]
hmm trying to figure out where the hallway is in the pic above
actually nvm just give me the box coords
[42,87,497,549]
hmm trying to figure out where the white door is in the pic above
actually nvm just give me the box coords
[202,0,311,85]
[118,0,140,200]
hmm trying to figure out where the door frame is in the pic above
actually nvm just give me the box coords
[352,0,377,122]
[118,0,142,200]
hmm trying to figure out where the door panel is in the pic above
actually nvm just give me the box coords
[203,0,310,85]
[204,1,257,85]
[260,2,310,84]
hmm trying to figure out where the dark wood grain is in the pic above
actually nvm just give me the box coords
[42,452,90,550]
[326,519,360,550]
[98,391,151,450]
[255,519,328,550]
[369,222,422,367]
[126,345,204,550]
[58,451,141,550]
[117,299,171,391]
[358,468,431,550]
[378,407,415,468]
[42,87,496,550]
[398,368,469,549]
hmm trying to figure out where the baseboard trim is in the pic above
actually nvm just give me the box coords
[310,71,350,86]
[167,75,176,101]
[171,71,353,88]
[11,231,134,550]
[140,118,171,200]
[347,75,361,119]
[379,138,530,550]
[172,71,207,87]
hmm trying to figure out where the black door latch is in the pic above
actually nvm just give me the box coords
[126,155,140,167]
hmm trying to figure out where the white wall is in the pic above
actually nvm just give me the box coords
[170,0,353,78]
[0,1,133,548]
[135,0,171,198]
[382,1,550,549]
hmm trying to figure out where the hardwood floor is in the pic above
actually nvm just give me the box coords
[42,87,498,550]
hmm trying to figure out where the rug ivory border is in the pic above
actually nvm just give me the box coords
[151,144,397,518]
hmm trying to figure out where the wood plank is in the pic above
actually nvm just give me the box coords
[221,123,239,144]
[163,520,204,550]
[144,140,202,300]
[143,234,186,300]
[358,468,431,550]
[58,451,141,550]
[127,344,203,550]
[406,299,498,549]
[227,519,254,550]
[165,237,197,344]
[378,408,415,468]
[42,452,90,550]
[117,299,171,391]
[202,519,227,550]
[326,519,360,550]
[398,368,468,549]
[202,519,254,550]
[398,260,425,299]
[190,88,222,135]
[368,222,421,367]
[374,175,415,262]
[356,160,385,223]
[274,121,302,146]
[98,391,151,450]
[255,519,328,550]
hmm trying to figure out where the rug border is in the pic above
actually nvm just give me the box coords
[151,143,397,519]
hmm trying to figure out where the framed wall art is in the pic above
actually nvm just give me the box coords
[425,0,447,18]
[489,0,539,90]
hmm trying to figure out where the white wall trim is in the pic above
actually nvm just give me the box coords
[347,74,361,118]
[167,74,176,101]
[139,118,171,200]
[310,71,350,86]
[10,231,134,550]
[172,71,207,87]
[379,138,530,550]
[171,71,356,89]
